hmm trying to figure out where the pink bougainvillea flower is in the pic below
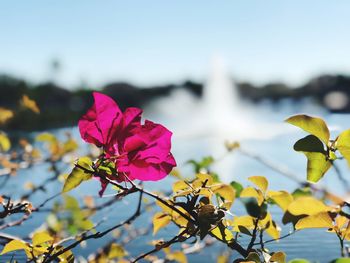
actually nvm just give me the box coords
[115,120,177,181]
[78,92,176,195]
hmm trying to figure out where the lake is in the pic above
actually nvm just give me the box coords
[1,96,350,262]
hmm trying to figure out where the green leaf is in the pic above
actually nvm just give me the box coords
[336,129,350,166]
[245,252,261,263]
[285,114,330,144]
[294,135,326,153]
[230,181,243,197]
[242,198,267,218]
[78,219,95,231]
[187,156,214,173]
[0,240,29,255]
[292,187,312,198]
[62,157,94,193]
[330,258,350,263]
[0,132,11,152]
[64,195,80,210]
[294,135,331,183]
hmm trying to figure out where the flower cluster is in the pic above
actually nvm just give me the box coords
[79,92,176,194]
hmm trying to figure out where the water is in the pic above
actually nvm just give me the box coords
[2,63,350,261]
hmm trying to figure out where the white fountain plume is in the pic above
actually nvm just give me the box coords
[200,56,277,141]
[148,56,290,142]
[202,56,245,138]
[203,56,239,128]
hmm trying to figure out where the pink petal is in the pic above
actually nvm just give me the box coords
[133,121,173,163]
[79,92,122,146]
[122,107,142,131]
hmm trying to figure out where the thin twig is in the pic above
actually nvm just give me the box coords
[42,191,143,262]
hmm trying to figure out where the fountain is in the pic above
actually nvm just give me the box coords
[146,56,293,181]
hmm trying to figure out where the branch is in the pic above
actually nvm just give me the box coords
[255,230,297,245]
[131,228,189,262]
[42,191,143,262]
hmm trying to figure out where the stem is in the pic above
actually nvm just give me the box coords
[259,230,264,251]
[247,218,259,251]
[337,232,345,257]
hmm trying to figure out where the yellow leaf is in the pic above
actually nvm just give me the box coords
[268,190,293,211]
[197,188,212,199]
[304,152,332,183]
[285,114,330,145]
[211,183,235,207]
[32,231,54,246]
[36,132,60,156]
[0,107,14,124]
[240,187,264,206]
[58,248,74,262]
[173,180,190,193]
[0,132,11,152]
[0,240,29,255]
[293,135,332,183]
[295,211,333,230]
[265,221,280,240]
[336,129,350,166]
[217,254,229,263]
[287,197,330,216]
[210,226,234,242]
[248,176,268,193]
[62,157,94,193]
[259,212,272,227]
[108,243,128,259]
[193,173,214,188]
[32,246,49,257]
[156,200,190,227]
[232,216,255,232]
[63,139,78,153]
[173,189,193,198]
[36,132,57,143]
[335,215,348,229]
[153,212,172,235]
[166,251,187,263]
[21,95,40,114]
[256,213,280,240]
[270,252,286,263]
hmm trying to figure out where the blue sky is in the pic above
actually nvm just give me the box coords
[1,1,350,88]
